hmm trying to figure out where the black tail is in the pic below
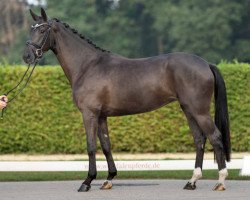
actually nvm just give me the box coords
[209,64,231,162]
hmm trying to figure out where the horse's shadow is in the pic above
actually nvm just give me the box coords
[92,183,159,187]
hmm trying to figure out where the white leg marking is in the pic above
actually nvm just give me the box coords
[218,168,228,185]
[190,167,202,184]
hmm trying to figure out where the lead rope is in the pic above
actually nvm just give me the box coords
[1,60,38,119]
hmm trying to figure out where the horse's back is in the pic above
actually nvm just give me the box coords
[108,52,214,101]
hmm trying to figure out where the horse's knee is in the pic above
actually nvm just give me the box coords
[87,149,96,157]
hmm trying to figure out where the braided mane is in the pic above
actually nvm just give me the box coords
[53,18,109,53]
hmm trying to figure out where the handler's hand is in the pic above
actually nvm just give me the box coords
[0,95,8,110]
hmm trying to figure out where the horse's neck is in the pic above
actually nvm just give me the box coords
[53,27,99,85]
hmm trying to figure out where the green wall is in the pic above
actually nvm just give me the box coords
[0,63,249,154]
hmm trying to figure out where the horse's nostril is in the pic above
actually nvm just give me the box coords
[23,53,32,63]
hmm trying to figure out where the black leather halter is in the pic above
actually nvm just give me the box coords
[26,21,52,58]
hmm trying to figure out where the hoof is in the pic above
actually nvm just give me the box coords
[213,183,226,191]
[183,182,196,190]
[78,183,91,192]
[100,180,113,190]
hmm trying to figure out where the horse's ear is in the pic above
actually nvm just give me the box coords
[40,7,48,21]
[30,9,39,21]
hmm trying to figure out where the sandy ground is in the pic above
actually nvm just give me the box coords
[0,152,248,161]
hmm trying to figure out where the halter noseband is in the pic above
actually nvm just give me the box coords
[26,21,52,58]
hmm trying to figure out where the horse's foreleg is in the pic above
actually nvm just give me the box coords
[98,117,117,190]
[182,106,206,190]
[78,109,99,192]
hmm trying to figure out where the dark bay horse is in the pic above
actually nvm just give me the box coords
[23,8,230,192]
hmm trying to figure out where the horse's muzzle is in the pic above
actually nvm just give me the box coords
[23,46,36,64]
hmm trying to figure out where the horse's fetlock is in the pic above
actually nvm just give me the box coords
[190,167,202,183]
[107,171,117,180]
[109,171,117,176]
[88,173,97,180]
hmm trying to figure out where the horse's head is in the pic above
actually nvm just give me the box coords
[23,8,53,64]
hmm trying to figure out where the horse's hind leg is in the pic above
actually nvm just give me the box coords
[182,106,207,190]
[193,113,228,191]
[98,116,117,190]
